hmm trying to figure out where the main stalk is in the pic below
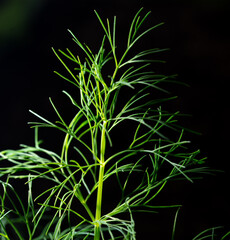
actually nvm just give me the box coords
[94,121,107,240]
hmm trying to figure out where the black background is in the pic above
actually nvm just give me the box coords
[0,0,230,239]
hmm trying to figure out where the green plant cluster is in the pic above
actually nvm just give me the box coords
[0,8,228,240]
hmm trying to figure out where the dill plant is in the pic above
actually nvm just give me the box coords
[0,8,220,240]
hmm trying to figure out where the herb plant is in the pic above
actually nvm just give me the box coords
[0,8,218,240]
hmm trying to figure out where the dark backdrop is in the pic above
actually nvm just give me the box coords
[0,0,230,239]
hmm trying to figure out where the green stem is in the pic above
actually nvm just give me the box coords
[61,113,95,222]
[94,121,107,240]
